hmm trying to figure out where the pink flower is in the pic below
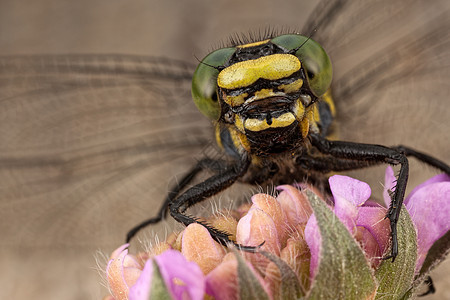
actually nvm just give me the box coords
[306,167,450,277]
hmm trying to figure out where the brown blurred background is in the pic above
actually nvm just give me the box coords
[0,0,448,299]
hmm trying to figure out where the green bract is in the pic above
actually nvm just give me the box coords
[271,34,332,97]
[191,47,235,120]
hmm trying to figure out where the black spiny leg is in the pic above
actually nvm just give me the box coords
[298,144,450,175]
[394,146,450,174]
[310,133,409,261]
[296,155,378,173]
[126,158,229,243]
[169,154,260,251]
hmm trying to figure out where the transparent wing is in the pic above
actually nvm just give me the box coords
[303,0,450,189]
[0,55,213,247]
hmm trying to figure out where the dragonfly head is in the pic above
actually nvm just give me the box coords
[192,34,332,156]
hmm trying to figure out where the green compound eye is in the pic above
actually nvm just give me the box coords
[192,47,235,120]
[271,34,332,97]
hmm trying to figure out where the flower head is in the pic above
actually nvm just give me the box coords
[103,169,450,299]
[106,246,204,300]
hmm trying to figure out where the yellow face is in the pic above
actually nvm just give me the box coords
[192,34,333,156]
[218,53,305,137]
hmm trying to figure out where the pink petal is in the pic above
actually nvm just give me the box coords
[304,214,321,279]
[181,223,226,275]
[329,175,371,234]
[106,247,142,300]
[110,244,130,260]
[405,180,450,271]
[405,173,450,205]
[205,253,270,299]
[355,226,382,267]
[236,207,281,269]
[208,214,238,242]
[129,250,205,300]
[251,193,288,246]
[356,206,391,260]
[329,175,371,207]
[236,207,281,254]
[383,166,396,207]
[155,250,205,300]
[128,260,153,300]
[334,196,359,234]
[205,257,239,299]
[276,185,312,227]
[279,237,311,291]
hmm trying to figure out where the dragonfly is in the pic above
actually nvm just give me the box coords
[1,0,449,298]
